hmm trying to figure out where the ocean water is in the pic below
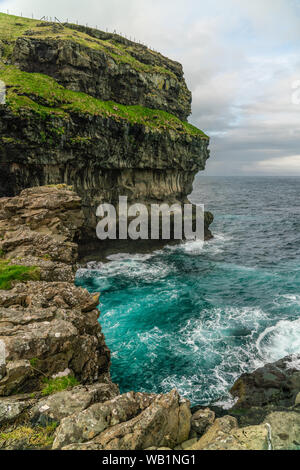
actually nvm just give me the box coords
[76,176,300,406]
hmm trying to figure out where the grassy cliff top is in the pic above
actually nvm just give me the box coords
[0,12,176,77]
[0,13,208,139]
[0,66,208,138]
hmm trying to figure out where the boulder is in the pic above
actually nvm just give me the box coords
[30,381,119,426]
[191,408,215,436]
[54,389,191,450]
[53,391,158,449]
[0,396,35,426]
[188,415,269,451]
[264,412,300,450]
[230,355,300,408]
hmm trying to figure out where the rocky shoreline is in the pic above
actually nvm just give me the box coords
[0,186,299,451]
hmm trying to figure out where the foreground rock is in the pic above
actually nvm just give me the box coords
[188,416,269,451]
[191,408,215,436]
[264,412,300,450]
[231,355,300,409]
[56,390,191,450]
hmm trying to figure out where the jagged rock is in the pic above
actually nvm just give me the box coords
[230,355,300,408]
[188,416,269,451]
[191,408,215,436]
[53,391,158,449]
[0,282,110,395]
[0,396,34,426]
[54,389,190,450]
[0,187,110,396]
[264,412,300,450]
[0,186,84,273]
[0,186,83,237]
[188,415,238,450]
[30,381,119,426]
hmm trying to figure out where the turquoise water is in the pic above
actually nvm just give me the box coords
[76,176,300,406]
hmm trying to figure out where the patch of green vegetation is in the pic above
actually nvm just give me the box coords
[0,422,58,449]
[41,376,79,396]
[29,358,39,368]
[0,13,174,77]
[0,13,40,59]
[0,260,40,290]
[0,66,208,138]
[69,136,92,145]
[0,249,5,258]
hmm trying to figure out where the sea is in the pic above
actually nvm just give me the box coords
[76,176,300,407]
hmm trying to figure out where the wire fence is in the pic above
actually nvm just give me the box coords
[1,9,159,52]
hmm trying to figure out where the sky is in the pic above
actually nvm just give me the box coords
[0,0,299,175]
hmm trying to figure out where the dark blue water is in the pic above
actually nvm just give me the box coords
[76,176,300,406]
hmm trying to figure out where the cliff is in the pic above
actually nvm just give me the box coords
[0,13,213,244]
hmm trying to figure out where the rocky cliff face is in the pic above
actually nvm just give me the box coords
[0,186,111,396]
[12,23,192,120]
[0,14,213,244]
[0,186,192,450]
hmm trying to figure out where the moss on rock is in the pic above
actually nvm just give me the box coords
[0,66,208,138]
[0,260,40,290]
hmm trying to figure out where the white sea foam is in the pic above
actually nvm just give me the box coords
[106,252,154,262]
[281,294,300,305]
[181,239,205,254]
[285,354,300,371]
[256,318,300,362]
[163,232,231,256]
[164,305,271,404]
[78,258,170,282]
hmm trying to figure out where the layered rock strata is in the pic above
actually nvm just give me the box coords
[0,14,213,244]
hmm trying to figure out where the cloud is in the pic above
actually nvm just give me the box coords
[0,0,299,175]
[244,156,300,175]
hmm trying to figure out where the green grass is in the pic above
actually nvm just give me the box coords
[29,358,39,368]
[0,12,174,77]
[0,422,58,449]
[0,260,40,290]
[0,66,208,138]
[0,13,40,58]
[41,376,79,396]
